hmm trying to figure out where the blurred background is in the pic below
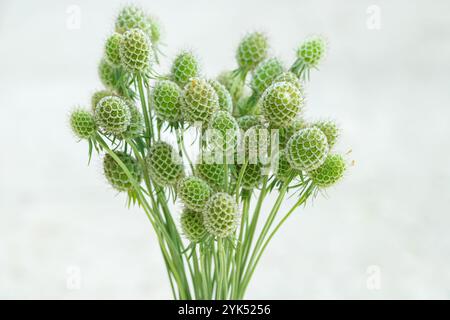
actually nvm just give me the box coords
[1,0,449,299]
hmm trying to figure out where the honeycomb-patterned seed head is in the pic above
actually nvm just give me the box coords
[105,33,123,66]
[309,154,346,188]
[98,59,117,90]
[236,32,269,71]
[275,151,300,181]
[313,120,339,149]
[70,109,96,139]
[297,36,327,68]
[177,176,212,211]
[286,127,329,171]
[119,28,152,72]
[203,192,238,238]
[209,111,240,153]
[118,99,144,139]
[91,90,117,112]
[237,115,264,132]
[95,96,131,134]
[103,151,142,192]
[146,15,161,44]
[278,118,309,148]
[180,209,207,243]
[195,162,226,191]
[274,72,305,94]
[171,51,200,87]
[217,70,244,103]
[237,163,263,190]
[152,80,183,123]
[261,81,304,128]
[183,78,219,124]
[251,58,285,94]
[115,5,153,37]
[147,141,184,187]
[208,79,232,113]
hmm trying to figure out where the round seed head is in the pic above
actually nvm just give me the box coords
[275,151,300,181]
[183,78,219,124]
[261,81,304,128]
[171,51,200,87]
[237,163,263,190]
[309,154,346,188]
[152,80,184,123]
[118,99,144,139]
[147,141,184,187]
[313,120,339,149]
[203,192,238,238]
[95,96,131,135]
[236,32,269,71]
[177,176,212,211]
[91,90,117,112]
[274,71,305,94]
[251,58,285,94]
[217,70,244,102]
[237,115,264,132]
[105,33,123,66]
[208,79,233,113]
[98,58,118,90]
[180,209,207,243]
[278,118,309,148]
[103,151,142,191]
[297,36,327,68]
[115,5,152,37]
[70,109,96,139]
[195,162,226,191]
[286,127,329,171]
[119,28,152,72]
[209,111,240,153]
[146,15,162,44]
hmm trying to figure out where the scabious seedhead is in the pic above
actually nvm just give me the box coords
[95,96,131,135]
[115,5,152,37]
[146,15,162,45]
[203,192,238,238]
[261,81,304,128]
[152,80,183,123]
[275,151,299,181]
[236,32,269,71]
[209,111,240,153]
[286,127,329,171]
[251,58,285,94]
[91,90,117,112]
[70,109,96,139]
[171,51,200,87]
[309,154,346,187]
[98,59,118,90]
[147,141,184,187]
[274,72,304,94]
[217,70,244,103]
[119,28,152,72]
[208,79,232,113]
[103,152,142,191]
[237,163,263,190]
[105,33,123,66]
[237,115,264,132]
[297,36,326,68]
[177,176,212,211]
[183,78,219,124]
[119,100,144,139]
[180,209,207,243]
[313,120,339,149]
[195,163,226,191]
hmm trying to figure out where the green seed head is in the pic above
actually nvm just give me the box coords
[171,51,200,87]
[119,28,152,72]
[275,151,300,181]
[251,58,285,94]
[177,176,212,211]
[91,90,117,112]
[261,81,304,128]
[70,109,96,139]
[237,163,263,190]
[203,192,238,238]
[105,33,123,66]
[237,115,264,132]
[147,15,161,44]
[147,141,184,187]
[236,32,269,71]
[180,209,207,243]
[217,70,244,103]
[195,162,226,191]
[98,58,117,90]
[209,111,240,153]
[95,96,131,135]
[313,120,339,149]
[103,151,142,192]
[274,72,305,94]
[278,118,309,148]
[119,99,144,139]
[297,36,327,68]
[183,78,219,124]
[208,79,233,113]
[115,5,152,37]
[286,127,329,171]
[309,154,346,187]
[152,80,184,123]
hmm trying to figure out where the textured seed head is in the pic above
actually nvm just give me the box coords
[286,127,329,171]
[236,32,269,71]
[309,154,346,187]
[275,151,300,181]
[217,70,244,102]
[91,90,117,112]
[103,152,142,191]
[297,36,327,68]
[146,15,161,44]
[177,176,212,211]
[251,58,285,94]
[195,162,226,191]
[171,51,200,87]
[209,111,240,153]
[105,33,123,66]
[278,118,309,148]
[95,96,131,134]
[237,163,263,190]
[180,209,207,243]
[274,72,305,94]
[115,5,152,37]
[152,80,183,123]
[237,115,264,132]
[208,79,232,113]
[203,192,238,238]
[119,28,152,72]
[118,99,144,139]
[183,78,219,124]
[70,109,96,139]
[98,59,117,90]
[147,141,184,187]
[313,120,339,149]
[261,81,304,128]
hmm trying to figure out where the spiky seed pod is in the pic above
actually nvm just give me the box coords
[208,79,233,113]
[309,154,346,188]
[183,78,219,124]
[70,109,96,139]
[115,5,152,37]
[171,51,200,87]
[274,72,305,94]
[91,90,117,112]
[95,96,131,135]
[103,152,142,191]
[286,127,329,171]
[278,118,309,148]
[177,176,212,211]
[195,163,226,191]
[146,15,161,44]
[237,115,264,131]
[203,192,238,238]
[251,58,285,94]
[105,33,123,66]
[236,32,269,71]
[217,70,244,103]
[119,28,152,72]
[237,163,263,190]
[261,81,304,128]
[147,141,184,187]
[98,59,118,90]
[209,111,240,153]
[297,36,326,69]
[152,80,184,123]
[313,120,339,149]
[180,209,207,243]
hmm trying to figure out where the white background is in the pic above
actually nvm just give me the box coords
[1,0,450,299]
